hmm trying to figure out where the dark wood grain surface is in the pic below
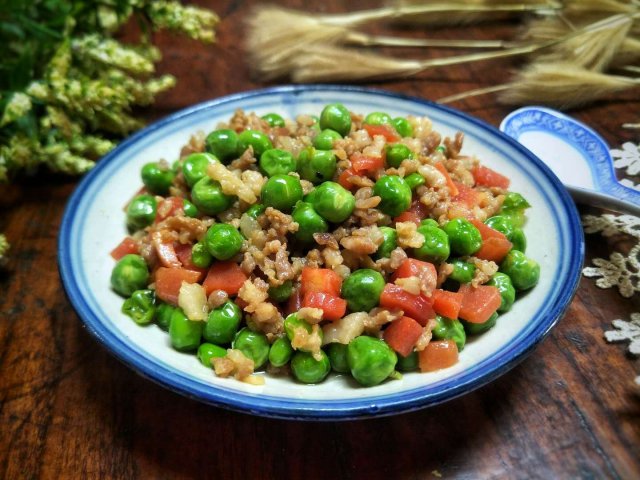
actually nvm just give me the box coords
[2,1,639,478]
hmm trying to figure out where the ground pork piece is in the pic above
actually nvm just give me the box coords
[241,170,266,197]
[322,246,344,270]
[239,278,283,334]
[274,247,294,281]
[396,222,424,249]
[300,179,315,195]
[208,289,229,308]
[179,131,205,158]
[322,312,366,345]
[212,349,264,385]
[362,133,386,158]
[471,257,499,287]
[418,164,447,190]
[297,307,324,324]
[354,187,381,210]
[290,324,324,361]
[239,278,269,305]
[264,207,299,238]
[208,162,257,204]
[229,147,257,170]
[395,276,422,295]
[437,262,455,287]
[154,215,210,244]
[313,232,339,250]
[415,318,438,351]
[364,308,403,336]
[444,132,464,158]
[408,115,433,141]
[422,131,442,154]
[340,226,384,254]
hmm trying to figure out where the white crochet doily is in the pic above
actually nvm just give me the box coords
[581,141,640,385]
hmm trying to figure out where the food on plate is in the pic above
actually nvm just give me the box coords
[109,103,540,387]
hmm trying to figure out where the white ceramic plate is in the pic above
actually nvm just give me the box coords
[59,85,584,420]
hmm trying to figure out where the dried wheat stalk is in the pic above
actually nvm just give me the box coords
[440,62,639,108]
[499,62,639,108]
[388,0,560,26]
[246,4,552,79]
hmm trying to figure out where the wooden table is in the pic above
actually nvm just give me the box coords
[2,1,639,478]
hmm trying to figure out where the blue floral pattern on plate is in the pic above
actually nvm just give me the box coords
[501,106,640,215]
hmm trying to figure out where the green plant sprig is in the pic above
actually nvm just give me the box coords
[0,0,219,183]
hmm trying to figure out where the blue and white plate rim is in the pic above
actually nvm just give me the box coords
[58,84,584,420]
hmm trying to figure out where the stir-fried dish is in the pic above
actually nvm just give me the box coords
[109,103,540,387]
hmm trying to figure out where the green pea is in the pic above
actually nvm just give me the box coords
[374,226,397,260]
[169,308,203,352]
[121,289,156,325]
[392,117,413,138]
[405,172,425,190]
[373,175,412,217]
[259,148,297,177]
[385,144,413,168]
[500,250,540,291]
[462,312,498,335]
[420,218,439,228]
[396,351,418,372]
[291,350,331,384]
[442,218,482,256]
[413,225,450,264]
[203,300,242,345]
[197,343,227,368]
[284,313,311,341]
[155,303,176,331]
[237,129,273,157]
[187,242,209,269]
[261,112,285,127]
[435,145,446,154]
[141,162,174,195]
[433,315,466,351]
[448,258,476,284]
[233,327,270,369]
[245,203,266,219]
[341,269,385,313]
[204,223,244,260]
[291,200,328,244]
[501,192,531,212]
[487,272,516,313]
[308,181,355,223]
[182,152,219,188]
[510,228,527,253]
[364,111,392,125]
[111,254,149,297]
[261,174,303,213]
[283,313,324,353]
[319,103,351,136]
[347,336,397,387]
[298,146,337,184]
[325,342,350,373]
[268,280,293,303]
[313,129,342,150]
[191,177,235,216]
[269,336,294,367]
[182,199,199,218]
[205,129,238,163]
[485,215,526,253]
[126,194,157,231]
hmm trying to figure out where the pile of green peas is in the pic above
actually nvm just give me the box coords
[111,103,541,387]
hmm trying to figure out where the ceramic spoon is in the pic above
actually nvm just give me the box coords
[500,106,640,216]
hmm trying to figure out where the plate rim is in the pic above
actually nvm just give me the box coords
[58,84,585,420]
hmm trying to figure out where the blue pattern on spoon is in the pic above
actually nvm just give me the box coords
[500,106,640,216]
